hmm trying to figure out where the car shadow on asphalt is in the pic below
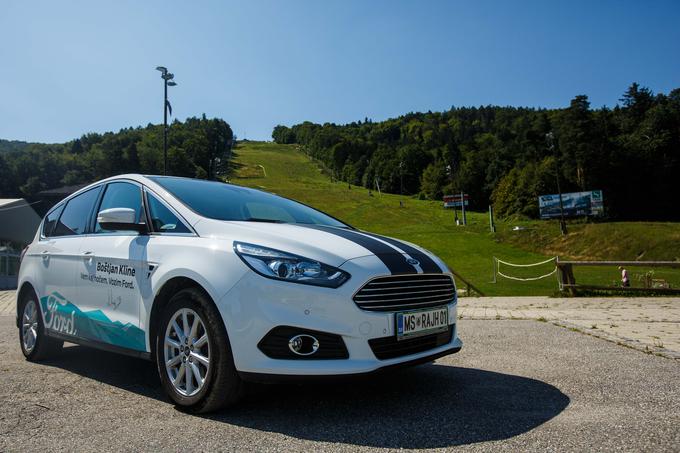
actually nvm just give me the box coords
[44,345,569,449]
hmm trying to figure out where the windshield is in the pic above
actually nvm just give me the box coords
[148,176,349,228]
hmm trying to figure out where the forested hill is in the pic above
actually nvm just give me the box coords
[272,83,680,221]
[0,116,233,199]
[0,139,40,154]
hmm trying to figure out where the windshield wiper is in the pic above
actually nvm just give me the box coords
[242,218,287,223]
[294,222,353,229]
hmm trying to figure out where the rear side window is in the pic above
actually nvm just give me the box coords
[53,188,101,236]
[95,182,144,233]
[42,204,64,238]
[146,192,191,234]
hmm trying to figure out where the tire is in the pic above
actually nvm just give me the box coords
[155,287,244,413]
[18,289,63,361]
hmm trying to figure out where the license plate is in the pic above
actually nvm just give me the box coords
[396,306,449,340]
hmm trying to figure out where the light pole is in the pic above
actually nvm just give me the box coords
[446,163,459,224]
[156,66,177,175]
[546,132,567,235]
[398,161,405,208]
[398,161,404,195]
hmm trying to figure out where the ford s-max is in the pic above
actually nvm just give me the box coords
[17,175,462,412]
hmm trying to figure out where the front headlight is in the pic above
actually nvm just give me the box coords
[234,242,350,288]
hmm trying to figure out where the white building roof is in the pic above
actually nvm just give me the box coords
[0,198,41,245]
[0,199,24,208]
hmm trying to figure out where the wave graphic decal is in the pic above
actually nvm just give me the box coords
[40,292,146,351]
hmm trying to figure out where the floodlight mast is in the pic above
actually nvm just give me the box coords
[156,66,177,175]
[546,132,567,235]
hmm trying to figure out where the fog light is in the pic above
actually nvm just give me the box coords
[288,334,320,356]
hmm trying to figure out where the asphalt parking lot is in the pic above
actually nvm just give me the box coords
[1,315,678,452]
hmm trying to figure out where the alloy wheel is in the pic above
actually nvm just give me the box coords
[22,299,39,353]
[164,308,211,397]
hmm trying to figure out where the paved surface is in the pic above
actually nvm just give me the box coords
[1,316,679,452]
[459,296,680,359]
[0,290,14,316]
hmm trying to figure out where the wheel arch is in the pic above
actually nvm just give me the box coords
[16,281,37,328]
[148,276,216,358]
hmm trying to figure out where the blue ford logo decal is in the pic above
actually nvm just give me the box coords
[406,258,420,266]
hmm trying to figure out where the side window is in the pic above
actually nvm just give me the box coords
[53,188,101,236]
[146,192,191,233]
[95,182,144,233]
[42,204,64,238]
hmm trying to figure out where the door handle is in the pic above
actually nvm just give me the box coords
[41,250,50,261]
[82,251,94,262]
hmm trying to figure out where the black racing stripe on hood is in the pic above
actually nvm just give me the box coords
[360,232,444,274]
[299,225,417,274]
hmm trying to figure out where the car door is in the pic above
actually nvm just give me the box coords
[76,181,148,352]
[139,188,195,340]
[36,186,101,338]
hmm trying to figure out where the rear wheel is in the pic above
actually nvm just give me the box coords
[19,290,63,360]
[155,288,244,413]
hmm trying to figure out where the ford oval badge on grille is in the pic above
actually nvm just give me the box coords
[406,258,420,266]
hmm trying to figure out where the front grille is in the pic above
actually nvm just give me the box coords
[353,274,456,312]
[369,325,454,360]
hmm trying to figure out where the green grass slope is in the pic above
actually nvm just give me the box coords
[497,219,680,262]
[229,142,680,295]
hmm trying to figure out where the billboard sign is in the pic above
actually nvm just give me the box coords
[538,190,604,219]
[443,194,469,208]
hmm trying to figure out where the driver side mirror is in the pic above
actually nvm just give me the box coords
[97,208,147,234]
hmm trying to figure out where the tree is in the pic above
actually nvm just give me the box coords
[555,95,596,190]
[420,163,447,200]
[272,125,295,144]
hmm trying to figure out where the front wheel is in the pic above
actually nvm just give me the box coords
[155,288,244,413]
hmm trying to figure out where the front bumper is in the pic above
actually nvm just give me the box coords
[238,345,462,383]
[216,255,462,377]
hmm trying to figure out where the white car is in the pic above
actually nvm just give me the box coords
[17,175,462,412]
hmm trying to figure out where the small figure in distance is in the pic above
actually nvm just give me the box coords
[618,266,630,287]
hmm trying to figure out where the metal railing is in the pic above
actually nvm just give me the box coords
[451,269,485,297]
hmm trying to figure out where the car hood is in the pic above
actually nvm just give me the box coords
[192,219,447,273]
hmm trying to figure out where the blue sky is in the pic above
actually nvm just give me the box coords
[1,0,679,143]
